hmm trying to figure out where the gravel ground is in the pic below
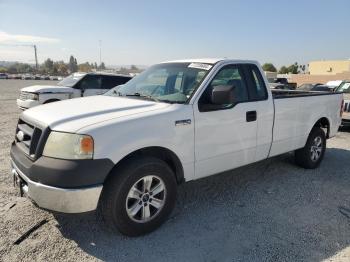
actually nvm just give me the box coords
[0,79,350,262]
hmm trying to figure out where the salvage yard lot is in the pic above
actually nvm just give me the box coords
[0,80,350,262]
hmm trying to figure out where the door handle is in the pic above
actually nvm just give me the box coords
[246,111,257,122]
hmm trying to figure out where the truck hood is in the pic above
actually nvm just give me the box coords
[22,96,170,133]
[21,85,73,93]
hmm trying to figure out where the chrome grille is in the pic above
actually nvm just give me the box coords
[15,119,42,158]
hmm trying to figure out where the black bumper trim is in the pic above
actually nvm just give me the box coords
[10,142,114,188]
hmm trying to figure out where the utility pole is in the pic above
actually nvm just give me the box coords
[0,43,39,70]
[99,40,102,66]
[33,45,38,72]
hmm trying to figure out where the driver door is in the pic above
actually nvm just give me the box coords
[194,64,258,179]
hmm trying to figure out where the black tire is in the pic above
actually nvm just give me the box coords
[295,127,326,169]
[100,157,177,236]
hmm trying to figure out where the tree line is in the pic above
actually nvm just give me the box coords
[262,62,307,74]
[0,55,106,75]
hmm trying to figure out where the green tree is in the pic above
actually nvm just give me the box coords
[278,66,289,74]
[78,62,92,72]
[130,65,139,71]
[262,63,277,72]
[43,58,54,74]
[287,62,299,74]
[98,62,106,70]
[68,55,78,73]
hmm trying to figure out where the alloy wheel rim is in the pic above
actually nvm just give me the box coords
[310,136,322,162]
[125,175,166,223]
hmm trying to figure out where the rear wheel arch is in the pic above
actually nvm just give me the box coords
[312,117,330,138]
[106,146,185,185]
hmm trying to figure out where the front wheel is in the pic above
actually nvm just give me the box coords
[100,157,177,236]
[295,127,326,169]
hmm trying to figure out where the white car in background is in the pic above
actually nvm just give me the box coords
[17,72,132,109]
[335,81,350,127]
[326,80,343,90]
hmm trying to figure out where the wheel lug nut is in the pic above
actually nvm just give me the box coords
[144,203,148,206]
[139,201,142,205]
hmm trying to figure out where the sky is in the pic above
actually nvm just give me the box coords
[0,0,350,68]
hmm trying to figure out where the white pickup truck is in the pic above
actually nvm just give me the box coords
[10,59,343,236]
[16,72,132,109]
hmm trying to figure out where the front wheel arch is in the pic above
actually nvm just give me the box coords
[105,146,185,185]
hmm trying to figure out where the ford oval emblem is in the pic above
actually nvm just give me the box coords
[16,131,25,141]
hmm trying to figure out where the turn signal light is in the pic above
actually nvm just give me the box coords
[80,136,94,154]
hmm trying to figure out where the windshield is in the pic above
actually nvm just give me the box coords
[104,62,211,103]
[57,73,85,87]
[336,82,350,93]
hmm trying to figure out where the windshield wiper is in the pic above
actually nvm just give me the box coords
[124,93,159,102]
[157,99,184,104]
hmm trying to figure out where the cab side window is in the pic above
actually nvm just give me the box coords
[198,65,248,112]
[79,75,102,90]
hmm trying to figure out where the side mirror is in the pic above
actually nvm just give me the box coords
[211,85,235,105]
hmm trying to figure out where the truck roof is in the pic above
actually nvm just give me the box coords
[162,58,259,65]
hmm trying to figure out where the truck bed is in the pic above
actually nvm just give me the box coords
[269,89,342,158]
[271,89,341,99]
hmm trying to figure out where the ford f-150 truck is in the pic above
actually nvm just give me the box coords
[16,72,132,109]
[10,59,343,236]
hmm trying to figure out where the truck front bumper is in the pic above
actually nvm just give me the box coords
[16,99,40,110]
[10,142,114,213]
[11,159,103,213]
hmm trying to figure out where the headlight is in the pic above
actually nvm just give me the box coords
[29,93,39,100]
[43,132,94,159]
[20,92,39,100]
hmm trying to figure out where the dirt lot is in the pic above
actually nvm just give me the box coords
[0,79,349,262]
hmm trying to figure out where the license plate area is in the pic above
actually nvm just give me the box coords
[13,170,27,197]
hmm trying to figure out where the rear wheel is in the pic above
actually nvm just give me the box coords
[100,157,177,236]
[295,127,326,169]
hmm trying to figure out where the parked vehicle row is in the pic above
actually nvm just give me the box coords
[10,58,343,236]
[298,83,332,92]
[0,73,64,80]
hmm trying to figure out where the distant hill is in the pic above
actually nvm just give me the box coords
[108,64,148,70]
[0,61,18,67]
